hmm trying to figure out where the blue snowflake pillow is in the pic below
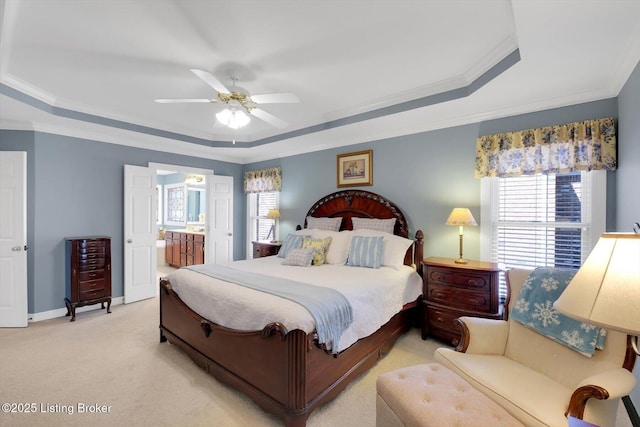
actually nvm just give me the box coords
[510,267,606,357]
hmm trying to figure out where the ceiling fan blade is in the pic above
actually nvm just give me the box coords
[251,92,299,104]
[154,98,213,103]
[190,69,229,94]
[250,108,288,129]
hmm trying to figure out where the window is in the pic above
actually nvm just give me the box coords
[164,183,185,226]
[481,171,606,301]
[247,191,279,256]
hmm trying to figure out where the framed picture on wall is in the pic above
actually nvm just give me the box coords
[337,150,372,187]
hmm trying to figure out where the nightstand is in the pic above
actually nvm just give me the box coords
[421,257,503,346]
[252,241,282,258]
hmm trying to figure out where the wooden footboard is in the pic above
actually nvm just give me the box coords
[159,278,416,427]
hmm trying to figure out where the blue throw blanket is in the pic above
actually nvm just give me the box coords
[185,264,353,353]
[510,267,606,357]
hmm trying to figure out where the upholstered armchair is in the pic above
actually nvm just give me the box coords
[435,268,637,427]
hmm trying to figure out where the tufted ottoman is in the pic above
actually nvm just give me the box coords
[376,363,524,427]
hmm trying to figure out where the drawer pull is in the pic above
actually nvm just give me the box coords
[436,316,445,323]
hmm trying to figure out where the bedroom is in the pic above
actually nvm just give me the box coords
[1,1,640,426]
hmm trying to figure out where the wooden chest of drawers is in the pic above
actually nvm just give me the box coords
[64,236,112,322]
[422,257,502,346]
[165,231,205,267]
[252,241,282,258]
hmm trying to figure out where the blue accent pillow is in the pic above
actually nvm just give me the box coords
[277,234,309,258]
[347,236,384,268]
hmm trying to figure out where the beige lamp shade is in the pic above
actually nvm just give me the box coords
[266,209,281,220]
[445,208,478,226]
[553,233,640,336]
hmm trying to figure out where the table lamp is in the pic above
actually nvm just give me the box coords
[266,209,281,243]
[445,208,477,264]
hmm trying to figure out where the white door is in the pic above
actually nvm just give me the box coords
[206,175,233,264]
[0,151,28,327]
[124,165,157,303]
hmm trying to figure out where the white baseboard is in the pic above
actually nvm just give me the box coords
[28,296,125,322]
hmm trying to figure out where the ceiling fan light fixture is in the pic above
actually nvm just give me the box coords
[216,108,250,129]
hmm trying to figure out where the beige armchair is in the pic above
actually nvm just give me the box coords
[435,268,637,427]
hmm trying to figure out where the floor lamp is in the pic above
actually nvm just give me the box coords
[554,231,640,427]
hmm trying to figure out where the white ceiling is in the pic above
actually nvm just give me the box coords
[1,0,640,164]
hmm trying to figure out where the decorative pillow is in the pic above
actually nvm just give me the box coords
[309,229,352,264]
[306,216,342,231]
[302,236,333,265]
[277,234,310,258]
[351,217,396,234]
[353,229,413,268]
[347,236,384,269]
[282,248,314,267]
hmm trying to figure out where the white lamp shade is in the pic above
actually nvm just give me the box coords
[445,208,477,226]
[553,233,640,336]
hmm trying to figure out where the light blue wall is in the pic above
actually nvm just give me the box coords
[247,98,618,261]
[0,131,244,313]
[1,68,637,406]
[617,60,640,409]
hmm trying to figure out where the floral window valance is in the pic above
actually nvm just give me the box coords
[474,117,617,178]
[244,167,282,193]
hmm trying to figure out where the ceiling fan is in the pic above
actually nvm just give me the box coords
[155,69,299,129]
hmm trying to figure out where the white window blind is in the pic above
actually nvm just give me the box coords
[247,191,279,257]
[481,171,606,302]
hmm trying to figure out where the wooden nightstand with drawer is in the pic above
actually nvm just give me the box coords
[64,236,112,322]
[252,241,282,258]
[421,257,503,346]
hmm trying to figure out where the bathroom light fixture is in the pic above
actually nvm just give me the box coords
[184,175,204,185]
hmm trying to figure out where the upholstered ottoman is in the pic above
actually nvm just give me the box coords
[376,363,524,427]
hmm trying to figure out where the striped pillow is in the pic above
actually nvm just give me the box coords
[277,234,310,258]
[347,236,384,269]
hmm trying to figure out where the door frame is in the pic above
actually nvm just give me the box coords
[0,151,28,327]
[148,162,214,270]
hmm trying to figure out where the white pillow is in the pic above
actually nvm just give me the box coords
[352,229,413,268]
[351,217,396,234]
[309,230,352,265]
[306,216,342,231]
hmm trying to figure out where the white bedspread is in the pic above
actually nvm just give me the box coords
[165,256,422,352]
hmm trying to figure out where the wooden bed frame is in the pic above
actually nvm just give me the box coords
[159,190,424,426]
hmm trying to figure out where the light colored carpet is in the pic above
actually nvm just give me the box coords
[0,267,634,426]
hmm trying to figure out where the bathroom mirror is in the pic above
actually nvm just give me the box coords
[187,187,205,224]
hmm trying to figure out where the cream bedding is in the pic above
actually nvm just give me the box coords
[166,256,422,352]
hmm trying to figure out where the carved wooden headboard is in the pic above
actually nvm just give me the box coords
[302,190,423,268]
